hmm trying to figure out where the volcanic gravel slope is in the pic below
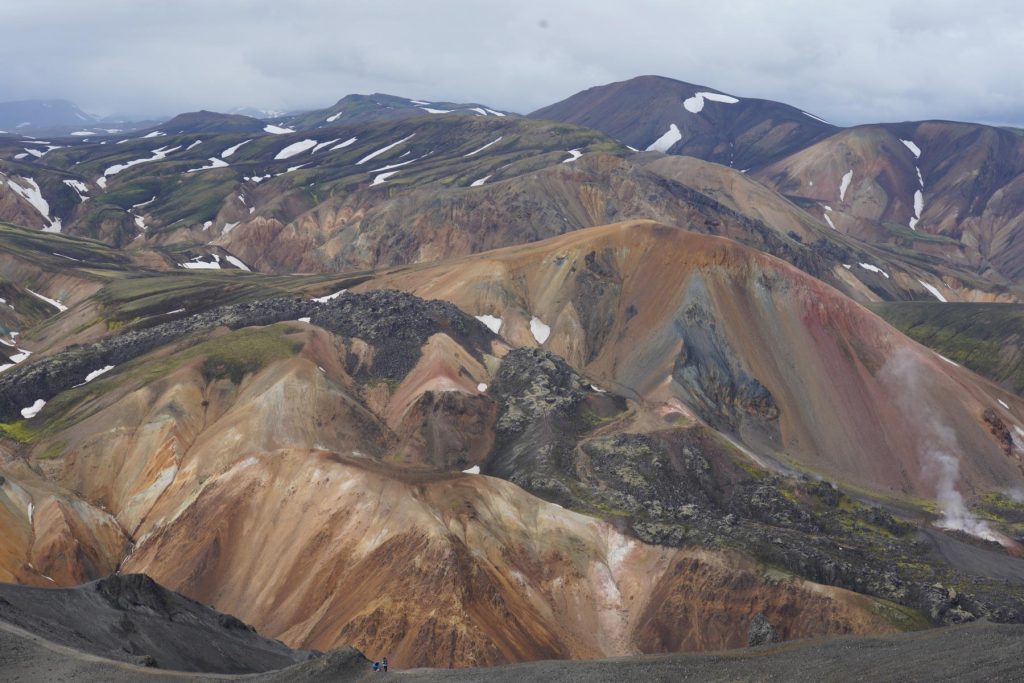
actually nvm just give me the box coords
[0,616,1022,682]
[0,574,314,673]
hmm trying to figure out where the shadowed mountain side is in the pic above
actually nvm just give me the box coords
[360,220,1024,499]
[0,574,315,673]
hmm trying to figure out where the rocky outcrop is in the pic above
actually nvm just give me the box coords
[747,613,781,647]
[0,290,495,422]
[312,289,494,380]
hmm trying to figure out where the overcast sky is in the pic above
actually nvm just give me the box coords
[1,0,1022,126]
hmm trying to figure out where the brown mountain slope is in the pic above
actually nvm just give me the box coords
[0,307,906,668]
[754,122,1024,288]
[3,110,1015,303]
[361,220,1024,499]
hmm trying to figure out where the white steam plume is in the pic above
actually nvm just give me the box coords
[880,349,1002,543]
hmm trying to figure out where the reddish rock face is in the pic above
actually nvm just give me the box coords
[367,220,1024,498]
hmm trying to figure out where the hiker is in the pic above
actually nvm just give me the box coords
[382,656,389,672]
[372,660,380,672]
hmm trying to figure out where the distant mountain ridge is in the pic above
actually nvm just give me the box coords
[0,99,96,131]
[529,75,837,169]
[280,92,512,131]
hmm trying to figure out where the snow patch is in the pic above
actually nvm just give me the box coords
[371,170,401,185]
[142,131,165,138]
[80,365,115,385]
[823,213,836,230]
[683,91,739,113]
[462,465,480,475]
[185,140,202,151]
[477,383,488,392]
[910,189,924,231]
[901,139,921,158]
[917,279,947,302]
[858,262,889,278]
[839,170,853,201]
[221,139,251,158]
[562,149,582,163]
[5,177,61,232]
[274,138,317,160]
[330,137,357,151]
[645,124,681,152]
[802,111,830,124]
[325,112,343,122]
[419,107,452,114]
[224,255,251,271]
[475,314,502,334]
[312,138,341,153]
[313,289,347,303]
[186,157,229,173]
[464,136,503,157]
[470,175,491,187]
[26,288,67,312]
[180,254,222,270]
[529,316,551,344]
[103,145,180,178]
[998,399,1010,410]
[21,399,45,419]
[357,134,415,164]
[263,124,295,134]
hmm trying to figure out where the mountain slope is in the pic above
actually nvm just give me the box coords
[0,574,315,672]
[530,75,837,169]
[532,76,1024,293]
[0,288,912,667]
[2,227,1024,667]
[754,121,1024,287]
[152,111,269,136]
[0,97,1014,303]
[1,617,1022,682]
[363,220,1024,500]
[875,302,1024,395]
[0,100,95,131]
[284,93,511,131]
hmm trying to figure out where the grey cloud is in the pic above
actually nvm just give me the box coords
[0,0,1021,126]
